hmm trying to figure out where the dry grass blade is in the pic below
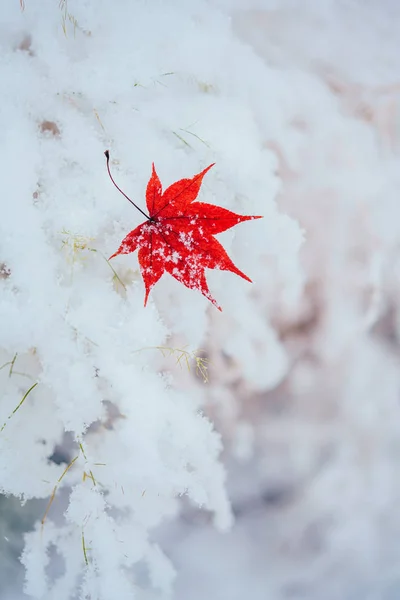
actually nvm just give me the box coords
[0,354,34,380]
[82,530,89,566]
[136,346,209,382]
[61,230,126,290]
[0,382,38,433]
[41,486,57,527]
[172,131,192,148]
[83,470,96,486]
[179,128,210,148]
[41,455,79,527]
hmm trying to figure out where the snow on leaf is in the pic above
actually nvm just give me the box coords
[107,153,262,310]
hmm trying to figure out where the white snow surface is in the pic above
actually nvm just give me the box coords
[1,0,400,599]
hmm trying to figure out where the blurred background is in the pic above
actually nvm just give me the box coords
[158,4,400,599]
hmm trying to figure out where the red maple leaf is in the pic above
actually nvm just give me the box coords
[106,151,262,310]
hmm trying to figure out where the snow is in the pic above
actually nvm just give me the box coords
[1,0,400,599]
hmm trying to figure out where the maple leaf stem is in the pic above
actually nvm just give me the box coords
[104,151,151,221]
